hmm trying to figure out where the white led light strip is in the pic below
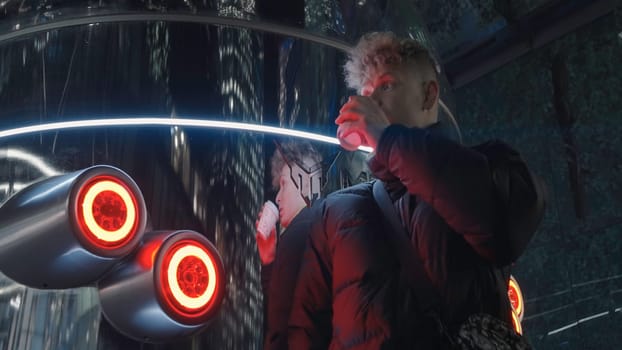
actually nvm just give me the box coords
[0,118,374,153]
[167,244,217,310]
[81,180,137,242]
[5,148,60,176]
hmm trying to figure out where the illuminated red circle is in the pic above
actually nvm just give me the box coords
[160,239,219,320]
[76,176,138,250]
[177,255,209,298]
[508,288,519,310]
[92,190,127,231]
[508,276,524,320]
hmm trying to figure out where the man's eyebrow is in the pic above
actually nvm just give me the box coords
[376,73,396,82]
[362,73,395,92]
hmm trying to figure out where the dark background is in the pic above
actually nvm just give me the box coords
[0,0,620,349]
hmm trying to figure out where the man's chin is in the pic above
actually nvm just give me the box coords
[280,218,288,229]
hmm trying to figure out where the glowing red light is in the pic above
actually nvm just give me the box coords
[137,240,161,269]
[160,239,219,321]
[508,276,524,321]
[509,288,519,310]
[76,176,138,250]
[92,190,127,231]
[177,256,209,298]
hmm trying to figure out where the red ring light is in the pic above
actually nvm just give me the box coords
[76,176,139,250]
[508,276,524,321]
[160,239,220,321]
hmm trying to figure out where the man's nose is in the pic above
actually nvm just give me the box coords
[275,191,281,204]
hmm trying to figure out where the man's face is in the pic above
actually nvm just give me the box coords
[275,165,307,229]
[360,63,431,128]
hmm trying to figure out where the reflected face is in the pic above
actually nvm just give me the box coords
[275,165,306,229]
[360,64,430,128]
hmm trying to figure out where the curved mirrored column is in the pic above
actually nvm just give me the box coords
[0,1,443,348]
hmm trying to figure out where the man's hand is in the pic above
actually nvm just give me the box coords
[255,209,277,265]
[335,96,389,151]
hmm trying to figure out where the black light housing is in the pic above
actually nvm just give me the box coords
[97,230,226,342]
[0,165,147,289]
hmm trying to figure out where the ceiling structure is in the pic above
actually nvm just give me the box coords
[415,0,618,88]
[1,1,617,90]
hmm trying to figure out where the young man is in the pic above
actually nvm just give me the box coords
[288,32,545,349]
[255,141,323,350]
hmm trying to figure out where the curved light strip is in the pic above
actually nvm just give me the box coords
[166,244,217,310]
[0,118,374,153]
[3,148,60,176]
[0,12,351,52]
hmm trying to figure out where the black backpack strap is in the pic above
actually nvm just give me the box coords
[371,180,440,313]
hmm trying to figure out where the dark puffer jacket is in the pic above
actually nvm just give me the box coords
[288,124,545,349]
[261,206,319,350]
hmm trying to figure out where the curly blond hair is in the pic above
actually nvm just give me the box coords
[344,32,440,92]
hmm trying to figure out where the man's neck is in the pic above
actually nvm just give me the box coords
[280,205,306,235]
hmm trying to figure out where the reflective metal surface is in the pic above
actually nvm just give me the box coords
[0,165,147,289]
[0,281,100,350]
[1,0,620,349]
[98,230,226,343]
[0,1,452,349]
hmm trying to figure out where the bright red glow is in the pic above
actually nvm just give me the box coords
[92,190,127,231]
[508,276,524,321]
[137,241,161,269]
[76,176,139,250]
[177,255,209,298]
[160,239,219,321]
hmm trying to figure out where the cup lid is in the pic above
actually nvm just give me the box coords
[264,200,278,214]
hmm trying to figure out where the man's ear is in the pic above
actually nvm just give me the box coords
[422,80,439,110]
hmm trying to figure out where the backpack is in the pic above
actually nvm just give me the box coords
[372,180,535,350]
